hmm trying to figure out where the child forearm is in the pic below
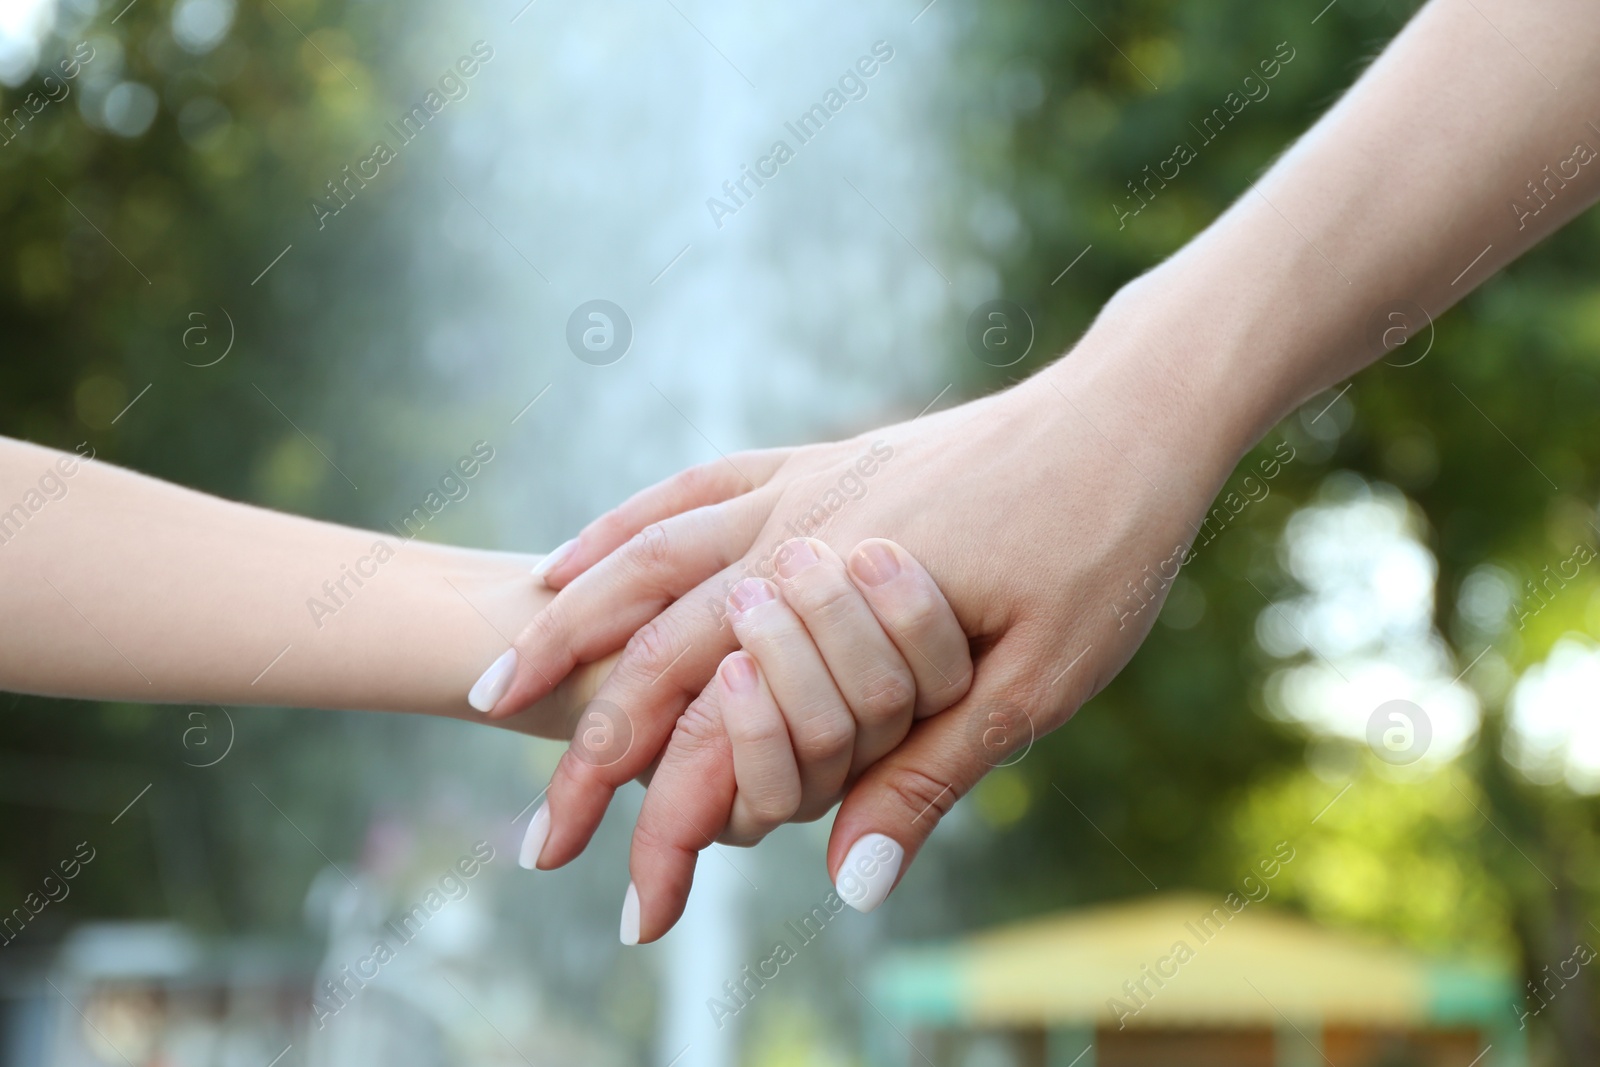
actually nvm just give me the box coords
[0,437,594,733]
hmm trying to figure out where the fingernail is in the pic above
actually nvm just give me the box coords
[850,542,901,587]
[721,653,759,694]
[518,802,550,870]
[467,648,517,713]
[834,833,904,913]
[530,538,577,585]
[727,577,776,617]
[620,882,641,946]
[775,538,820,579]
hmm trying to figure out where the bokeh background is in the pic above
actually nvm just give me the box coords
[3,0,1599,1063]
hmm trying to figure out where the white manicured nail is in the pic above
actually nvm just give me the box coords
[519,803,550,870]
[467,648,517,713]
[620,882,640,946]
[530,539,576,585]
[834,833,904,914]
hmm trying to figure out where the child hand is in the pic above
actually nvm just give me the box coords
[608,537,971,943]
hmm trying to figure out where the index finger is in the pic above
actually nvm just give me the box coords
[622,660,744,945]
[539,449,792,589]
[535,567,742,870]
[485,491,769,719]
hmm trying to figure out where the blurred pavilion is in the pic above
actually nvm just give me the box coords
[868,893,1522,1067]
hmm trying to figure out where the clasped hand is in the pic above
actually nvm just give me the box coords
[477,355,1233,944]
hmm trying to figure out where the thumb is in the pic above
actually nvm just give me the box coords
[827,639,1043,913]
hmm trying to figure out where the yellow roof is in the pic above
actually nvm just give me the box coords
[871,893,1511,1029]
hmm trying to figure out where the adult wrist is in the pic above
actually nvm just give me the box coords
[1022,278,1263,509]
[1035,206,1369,491]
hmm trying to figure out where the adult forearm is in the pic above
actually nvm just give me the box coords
[0,438,590,729]
[1052,0,1600,472]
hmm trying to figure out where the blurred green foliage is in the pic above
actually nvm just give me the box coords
[0,0,439,938]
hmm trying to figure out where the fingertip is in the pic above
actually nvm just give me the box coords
[772,536,822,581]
[832,832,905,913]
[826,665,1034,909]
[531,538,578,588]
[727,576,778,618]
[485,661,554,720]
[847,539,905,588]
[539,756,621,869]
[467,648,517,714]
[627,837,698,944]
[719,650,759,694]
[488,624,576,720]
[518,802,551,870]
[620,882,640,946]
[627,696,736,944]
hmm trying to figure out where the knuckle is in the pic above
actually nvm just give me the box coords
[744,789,798,829]
[523,602,576,670]
[623,617,687,677]
[525,602,562,651]
[881,764,962,826]
[924,661,974,710]
[726,450,775,486]
[630,814,682,861]
[787,574,858,626]
[791,798,838,824]
[588,508,632,547]
[677,462,722,500]
[890,593,947,641]
[724,708,789,750]
[551,745,609,797]
[669,698,728,755]
[793,712,854,765]
[718,825,767,848]
[853,667,915,725]
[623,522,674,573]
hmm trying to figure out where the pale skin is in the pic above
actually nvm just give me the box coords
[483,0,1600,941]
[0,437,971,891]
[0,436,596,731]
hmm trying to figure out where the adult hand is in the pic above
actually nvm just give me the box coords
[480,0,1600,916]
[482,293,1256,912]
